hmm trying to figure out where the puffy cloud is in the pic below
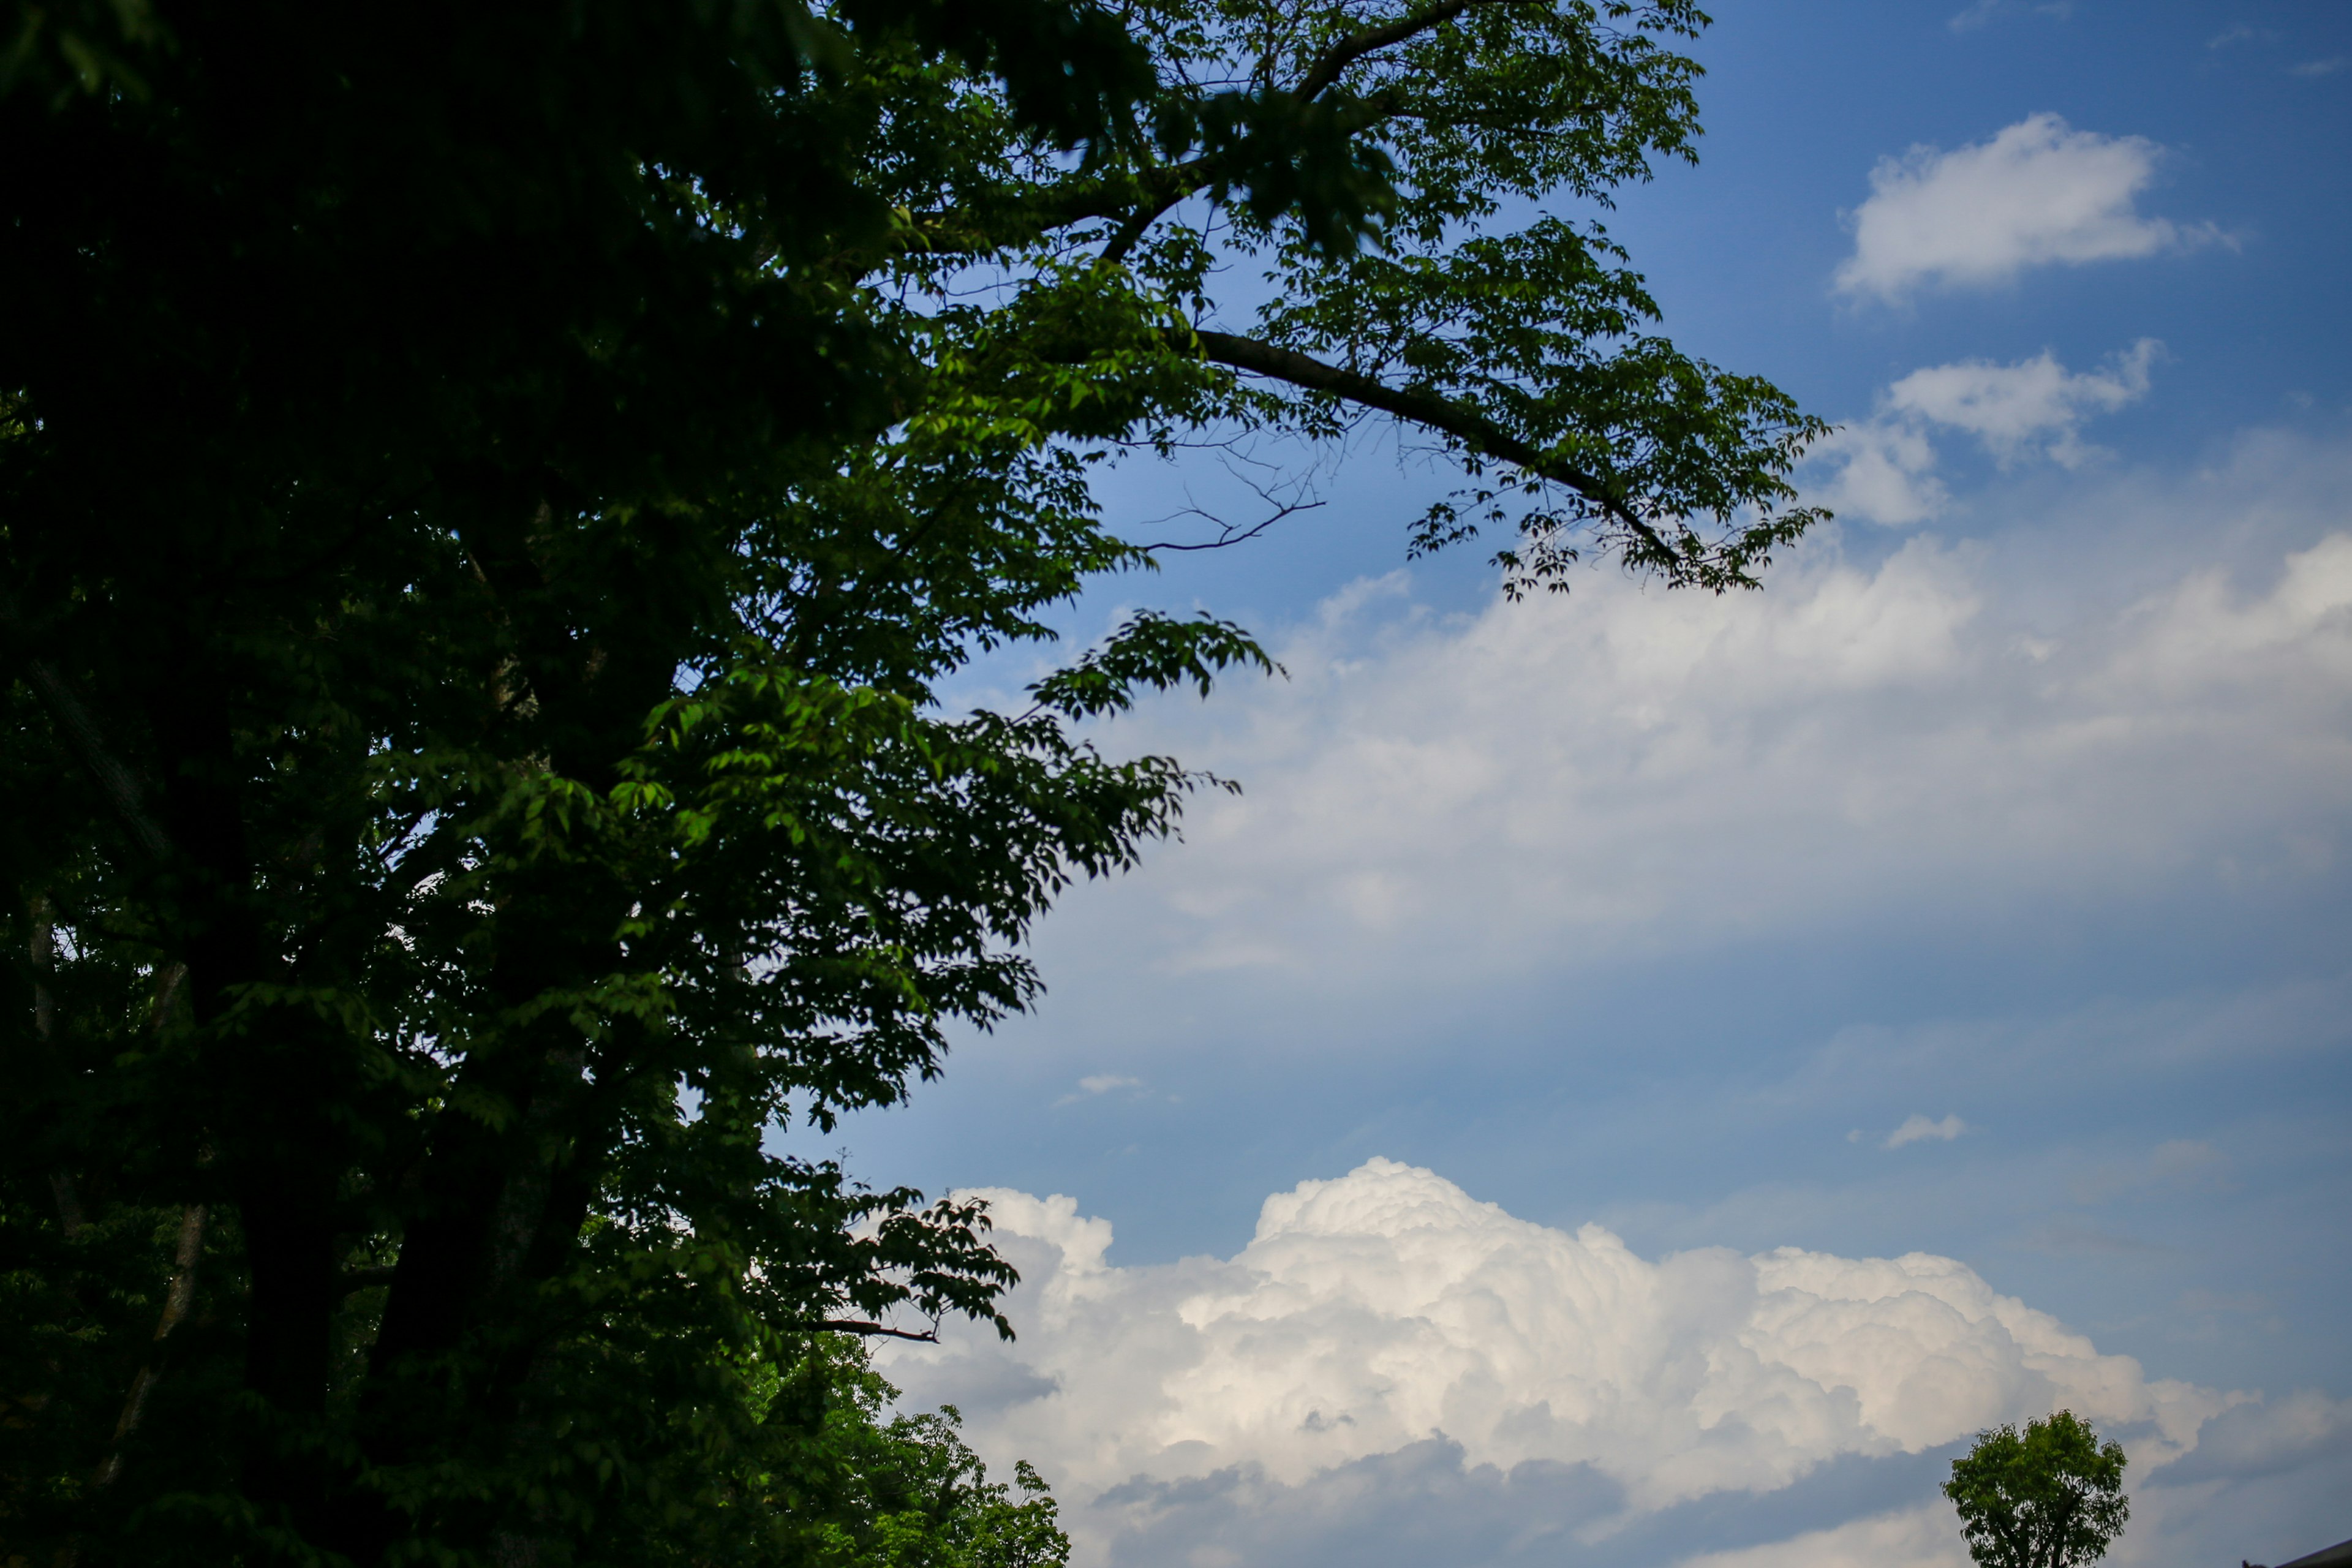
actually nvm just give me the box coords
[1885,340,2159,466]
[1811,342,2158,524]
[883,1160,2248,1566]
[1884,1115,1970,1150]
[1836,115,2214,298]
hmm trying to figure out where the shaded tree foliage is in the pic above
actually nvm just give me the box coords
[0,0,1825,1562]
[1945,1411,2132,1568]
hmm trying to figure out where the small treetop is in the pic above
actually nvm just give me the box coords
[1945,1411,2131,1568]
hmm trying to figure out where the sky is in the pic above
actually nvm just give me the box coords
[827,4,2352,1565]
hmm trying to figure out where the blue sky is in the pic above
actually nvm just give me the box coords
[825,5,2352,1565]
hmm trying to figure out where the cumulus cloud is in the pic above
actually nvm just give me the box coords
[1836,115,2214,298]
[884,1160,2255,1567]
[1810,342,2159,524]
[1885,340,2158,467]
[1884,1114,1970,1150]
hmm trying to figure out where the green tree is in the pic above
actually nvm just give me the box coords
[1945,1411,2132,1568]
[0,1,1826,1562]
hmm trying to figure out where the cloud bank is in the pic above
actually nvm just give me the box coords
[1061,432,2352,999]
[1837,115,2212,298]
[881,1160,2337,1567]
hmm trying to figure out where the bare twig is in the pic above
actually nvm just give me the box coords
[1134,466,1327,551]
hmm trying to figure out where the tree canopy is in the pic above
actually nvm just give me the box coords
[0,1,1825,1562]
[1945,1411,2132,1568]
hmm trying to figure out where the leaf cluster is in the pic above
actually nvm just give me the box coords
[1943,1411,2132,1568]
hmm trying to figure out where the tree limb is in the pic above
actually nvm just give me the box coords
[1293,0,1531,102]
[809,1317,941,1343]
[1189,328,1676,559]
[91,1203,208,1491]
[914,0,1500,265]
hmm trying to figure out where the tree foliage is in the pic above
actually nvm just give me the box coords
[0,0,1825,1562]
[1944,1411,2132,1568]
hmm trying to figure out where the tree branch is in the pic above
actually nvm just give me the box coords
[91,1203,208,1492]
[1293,0,1530,102]
[809,1317,941,1343]
[912,0,1497,266]
[1189,328,1676,558]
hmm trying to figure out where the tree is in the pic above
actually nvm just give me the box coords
[1945,1411,2132,1568]
[0,1,1826,1562]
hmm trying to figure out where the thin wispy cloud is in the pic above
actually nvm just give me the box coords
[1836,115,2217,299]
[2206,25,2272,50]
[1949,0,2070,34]
[1053,1072,1145,1106]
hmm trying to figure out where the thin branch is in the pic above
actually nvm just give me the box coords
[1134,468,1327,551]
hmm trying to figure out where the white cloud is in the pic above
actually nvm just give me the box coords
[1948,0,2070,34]
[1052,435,2352,997]
[1885,339,2158,466]
[1677,1501,1967,1568]
[1836,115,2214,298]
[1884,1114,1970,1150]
[885,1159,2261,1566]
[1054,1073,1146,1106]
[2290,57,2344,77]
[1810,342,2159,524]
[1807,419,1950,526]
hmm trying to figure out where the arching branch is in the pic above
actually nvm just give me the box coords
[1189,328,1676,560]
